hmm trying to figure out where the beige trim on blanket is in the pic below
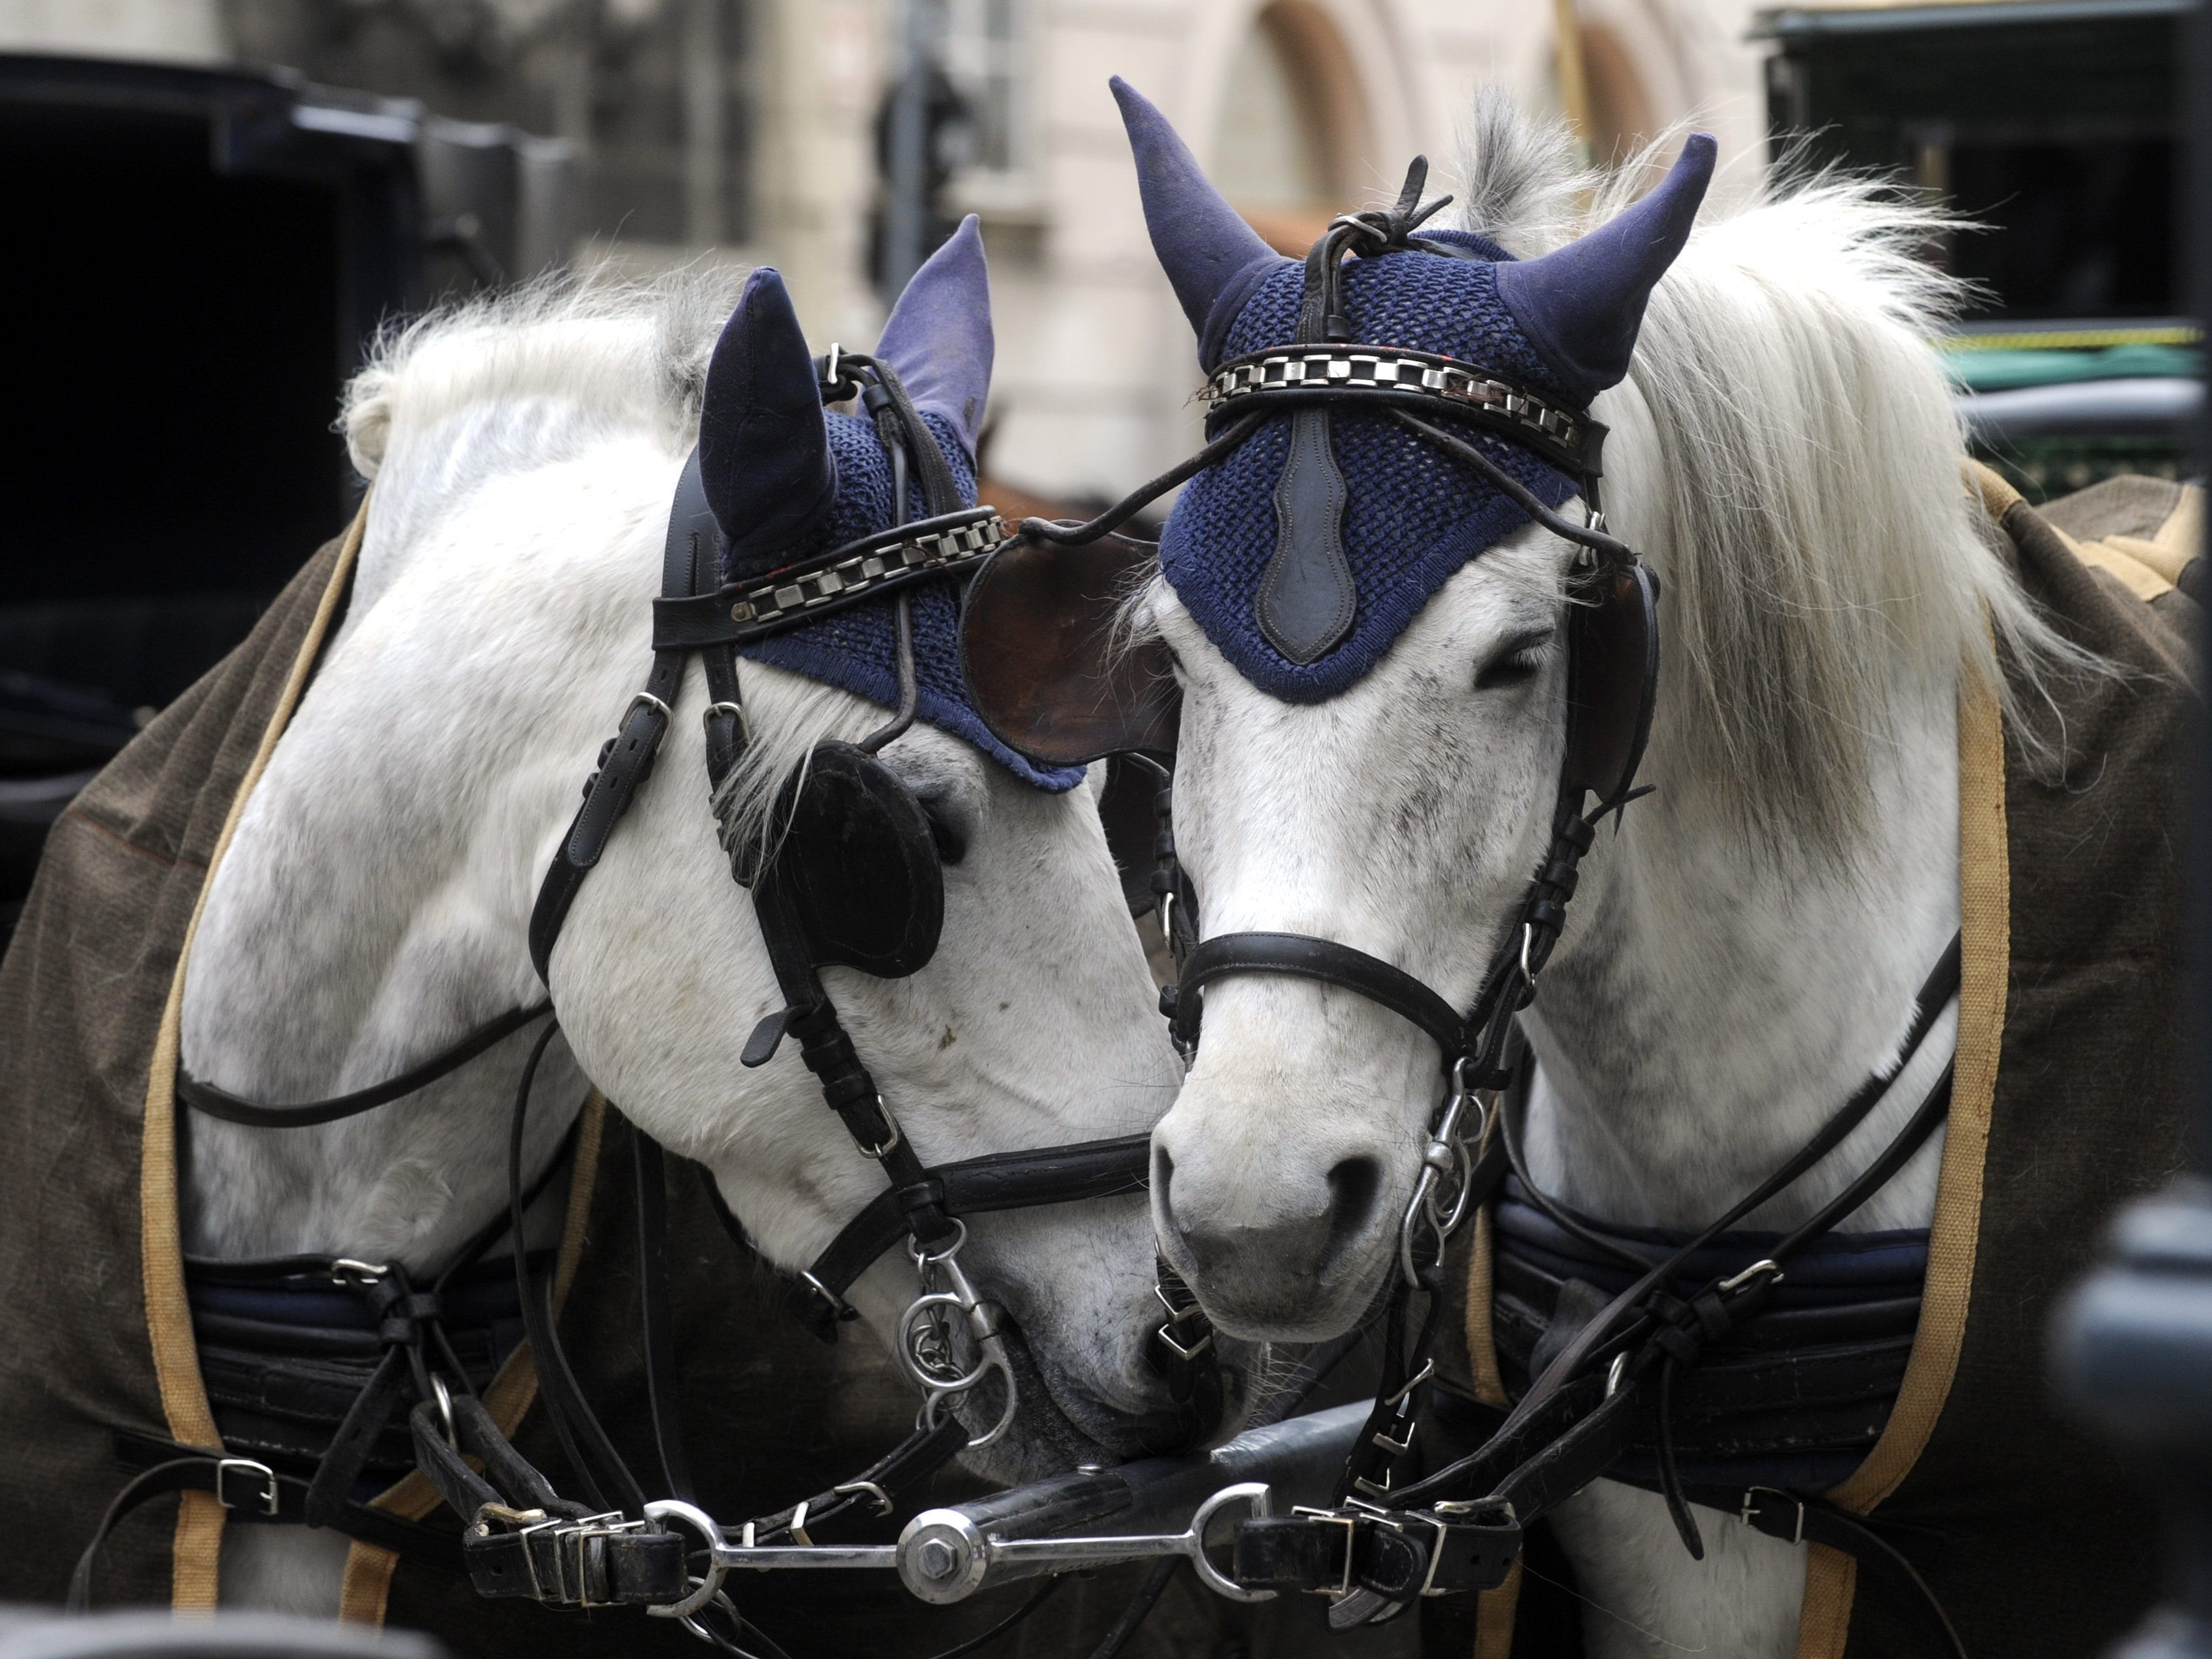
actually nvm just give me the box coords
[143,503,368,1610]
[1793,646,2010,1654]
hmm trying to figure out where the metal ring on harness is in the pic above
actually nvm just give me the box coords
[1188,1483,1280,1604]
[642,1499,731,1622]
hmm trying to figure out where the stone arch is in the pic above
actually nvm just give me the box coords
[1181,0,1431,252]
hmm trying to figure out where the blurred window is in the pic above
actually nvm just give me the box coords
[943,0,1030,192]
[1216,9,1332,211]
[1581,24,1654,166]
[1215,2,1364,255]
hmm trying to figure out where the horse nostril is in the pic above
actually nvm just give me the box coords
[1154,1144,1176,1223]
[1326,1155,1383,1259]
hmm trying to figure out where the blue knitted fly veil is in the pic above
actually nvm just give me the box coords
[694,223,1083,792]
[1110,77,1715,705]
[1163,239,1583,702]
[729,406,1083,790]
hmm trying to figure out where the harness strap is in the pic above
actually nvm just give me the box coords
[651,509,1009,651]
[633,1135,695,1504]
[746,1416,971,1545]
[73,1440,465,1612]
[1483,934,1962,1452]
[526,450,707,983]
[788,1133,1154,1338]
[1166,932,1464,1057]
[505,1020,647,1520]
[178,1003,553,1127]
[1234,1502,1521,1602]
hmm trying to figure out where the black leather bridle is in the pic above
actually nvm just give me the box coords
[90,351,1217,1645]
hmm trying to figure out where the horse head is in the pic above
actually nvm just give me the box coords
[1105,81,1709,1340]
[182,222,1235,1502]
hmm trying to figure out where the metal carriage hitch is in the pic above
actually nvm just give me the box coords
[641,1399,1384,1619]
[643,1483,1279,1617]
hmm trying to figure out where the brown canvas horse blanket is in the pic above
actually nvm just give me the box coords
[1440,471,2200,1658]
[0,515,1327,1657]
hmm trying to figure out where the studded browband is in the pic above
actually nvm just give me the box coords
[652,505,1013,652]
[1198,345,1603,484]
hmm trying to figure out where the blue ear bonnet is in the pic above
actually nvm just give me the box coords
[727,410,1086,792]
[1160,234,1583,703]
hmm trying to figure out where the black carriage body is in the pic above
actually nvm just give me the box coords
[0,54,571,912]
[1758,0,2198,501]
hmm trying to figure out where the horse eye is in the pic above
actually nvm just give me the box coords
[1475,630,1555,692]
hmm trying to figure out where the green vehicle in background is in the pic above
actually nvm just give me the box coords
[1760,0,2200,500]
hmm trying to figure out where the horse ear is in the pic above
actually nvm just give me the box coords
[1492,134,1716,405]
[699,267,837,560]
[875,215,994,458]
[1110,76,1291,369]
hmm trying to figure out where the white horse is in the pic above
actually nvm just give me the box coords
[1120,101,2086,1656]
[178,246,1203,1615]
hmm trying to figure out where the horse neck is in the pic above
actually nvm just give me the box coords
[178,437,676,1270]
[1518,671,1963,1233]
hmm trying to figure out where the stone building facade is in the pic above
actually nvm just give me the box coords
[0,0,1768,501]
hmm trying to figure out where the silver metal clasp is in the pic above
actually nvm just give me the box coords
[702,700,748,743]
[625,691,673,754]
[1718,1259,1785,1294]
[899,1220,1019,1450]
[1739,1486,1806,1545]
[214,1457,279,1517]
[1397,1058,1493,1287]
[1291,1506,1362,1599]
[517,1511,644,1608]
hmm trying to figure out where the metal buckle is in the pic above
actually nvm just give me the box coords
[1154,1320,1214,1362]
[1382,1358,1435,1408]
[1739,1486,1805,1546]
[214,1457,279,1517]
[833,1479,895,1519]
[1290,1506,1361,1599]
[861,1097,903,1160]
[1153,1283,1214,1360]
[703,700,748,743]
[429,1373,458,1453]
[1719,1258,1785,1293]
[329,1258,387,1287]
[1416,1515,1452,1597]
[799,1270,857,1325]
[1370,1421,1416,1457]
[472,1502,547,1531]
[516,1512,644,1608]
[625,692,672,754]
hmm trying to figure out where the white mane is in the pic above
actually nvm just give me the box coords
[339,265,882,840]
[1448,98,2093,857]
[340,267,745,580]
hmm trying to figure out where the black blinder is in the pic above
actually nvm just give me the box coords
[960,530,1181,768]
[1562,557,1661,809]
[758,741,944,978]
